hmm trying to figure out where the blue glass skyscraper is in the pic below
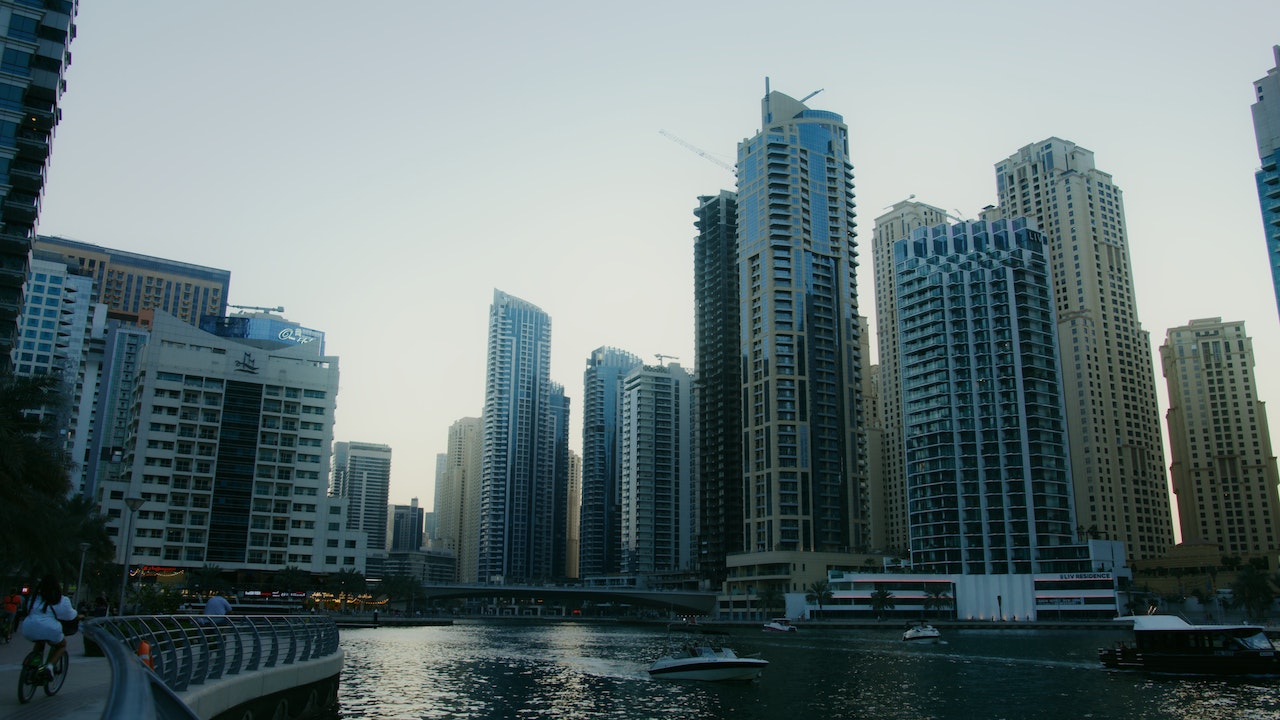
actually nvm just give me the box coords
[1252,46,1280,319]
[479,289,557,582]
[579,346,641,578]
[736,84,867,555]
[895,219,1077,574]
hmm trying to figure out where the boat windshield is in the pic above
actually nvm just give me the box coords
[1237,631,1275,651]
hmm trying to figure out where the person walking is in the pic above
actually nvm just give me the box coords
[20,575,78,680]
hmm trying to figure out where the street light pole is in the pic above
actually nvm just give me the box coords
[75,541,91,607]
[118,497,144,615]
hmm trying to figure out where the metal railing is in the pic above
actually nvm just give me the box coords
[86,614,340,718]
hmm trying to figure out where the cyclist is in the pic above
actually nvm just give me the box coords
[20,575,78,681]
[2,587,22,640]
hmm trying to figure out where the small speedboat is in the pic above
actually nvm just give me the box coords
[649,625,768,681]
[762,617,797,633]
[903,623,942,642]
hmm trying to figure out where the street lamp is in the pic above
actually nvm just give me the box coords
[75,541,91,607]
[118,497,144,615]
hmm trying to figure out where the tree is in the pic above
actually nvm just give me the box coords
[379,574,422,612]
[805,579,833,620]
[870,587,895,620]
[274,565,315,593]
[756,584,785,619]
[923,585,952,620]
[1229,565,1275,621]
[187,563,228,595]
[328,569,367,611]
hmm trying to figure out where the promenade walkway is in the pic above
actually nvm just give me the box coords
[0,632,110,720]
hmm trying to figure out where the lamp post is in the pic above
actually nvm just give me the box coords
[75,541,91,607]
[118,497,144,615]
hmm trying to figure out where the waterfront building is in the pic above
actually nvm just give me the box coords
[430,452,446,541]
[438,416,482,582]
[549,382,571,578]
[619,362,693,575]
[388,498,425,552]
[333,441,392,578]
[871,200,950,556]
[95,311,366,581]
[990,139,1173,560]
[734,84,868,563]
[692,190,743,584]
[84,322,147,498]
[1161,318,1280,564]
[578,346,642,578]
[14,256,106,495]
[479,289,557,583]
[1253,46,1280,319]
[895,218,1078,575]
[566,449,581,578]
[35,235,230,328]
[0,1,77,370]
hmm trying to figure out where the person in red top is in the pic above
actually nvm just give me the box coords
[2,588,23,641]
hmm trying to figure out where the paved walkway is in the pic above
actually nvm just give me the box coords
[0,631,111,720]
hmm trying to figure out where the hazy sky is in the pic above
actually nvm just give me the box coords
[38,1,1280,510]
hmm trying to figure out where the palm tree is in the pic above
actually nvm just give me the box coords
[923,586,952,620]
[188,563,228,596]
[379,574,422,613]
[1229,565,1275,621]
[805,579,833,620]
[870,587,895,621]
[756,584,785,619]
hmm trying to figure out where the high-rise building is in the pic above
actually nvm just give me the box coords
[566,449,581,579]
[95,311,365,579]
[1161,318,1280,562]
[549,382,571,578]
[692,191,742,583]
[439,416,482,582]
[333,441,392,577]
[34,235,230,327]
[735,85,867,558]
[991,139,1173,560]
[620,362,694,575]
[388,498,424,552]
[579,346,642,578]
[1252,46,1280,319]
[895,219,1078,574]
[431,452,447,541]
[479,289,557,582]
[871,199,950,555]
[0,1,77,370]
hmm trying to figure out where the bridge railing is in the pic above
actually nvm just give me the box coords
[87,614,340,694]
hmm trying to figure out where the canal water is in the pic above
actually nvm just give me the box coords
[338,621,1280,719]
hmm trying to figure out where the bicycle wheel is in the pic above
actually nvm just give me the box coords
[43,653,68,696]
[16,652,40,704]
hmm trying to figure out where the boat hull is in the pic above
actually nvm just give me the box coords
[648,658,769,682]
[1098,647,1280,676]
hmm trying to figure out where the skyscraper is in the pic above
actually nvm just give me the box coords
[871,199,950,555]
[735,85,867,557]
[1252,46,1280,319]
[388,498,425,552]
[895,219,1077,574]
[549,381,571,578]
[333,441,393,577]
[35,236,230,327]
[579,346,642,578]
[1161,318,1280,561]
[439,416,482,582]
[692,191,742,582]
[479,289,557,582]
[619,362,693,575]
[0,1,77,370]
[992,139,1173,560]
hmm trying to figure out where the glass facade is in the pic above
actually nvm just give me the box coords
[579,346,641,578]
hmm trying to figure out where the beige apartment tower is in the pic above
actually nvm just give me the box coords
[871,200,950,555]
[439,417,483,583]
[1161,318,1280,564]
[990,138,1173,560]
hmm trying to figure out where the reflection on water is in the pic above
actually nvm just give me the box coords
[338,621,1280,720]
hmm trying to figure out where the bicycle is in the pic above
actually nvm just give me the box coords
[16,640,68,704]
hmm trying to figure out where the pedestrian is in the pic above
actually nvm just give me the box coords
[203,590,232,615]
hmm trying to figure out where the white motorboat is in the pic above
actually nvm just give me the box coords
[762,617,797,633]
[902,623,942,642]
[649,626,768,681]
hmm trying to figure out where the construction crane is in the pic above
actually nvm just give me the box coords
[659,130,735,176]
[654,353,679,367]
[800,88,824,103]
[229,304,284,314]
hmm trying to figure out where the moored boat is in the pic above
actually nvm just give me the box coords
[1098,615,1280,675]
[902,623,942,642]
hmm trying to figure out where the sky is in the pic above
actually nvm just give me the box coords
[36,1,1280,511]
